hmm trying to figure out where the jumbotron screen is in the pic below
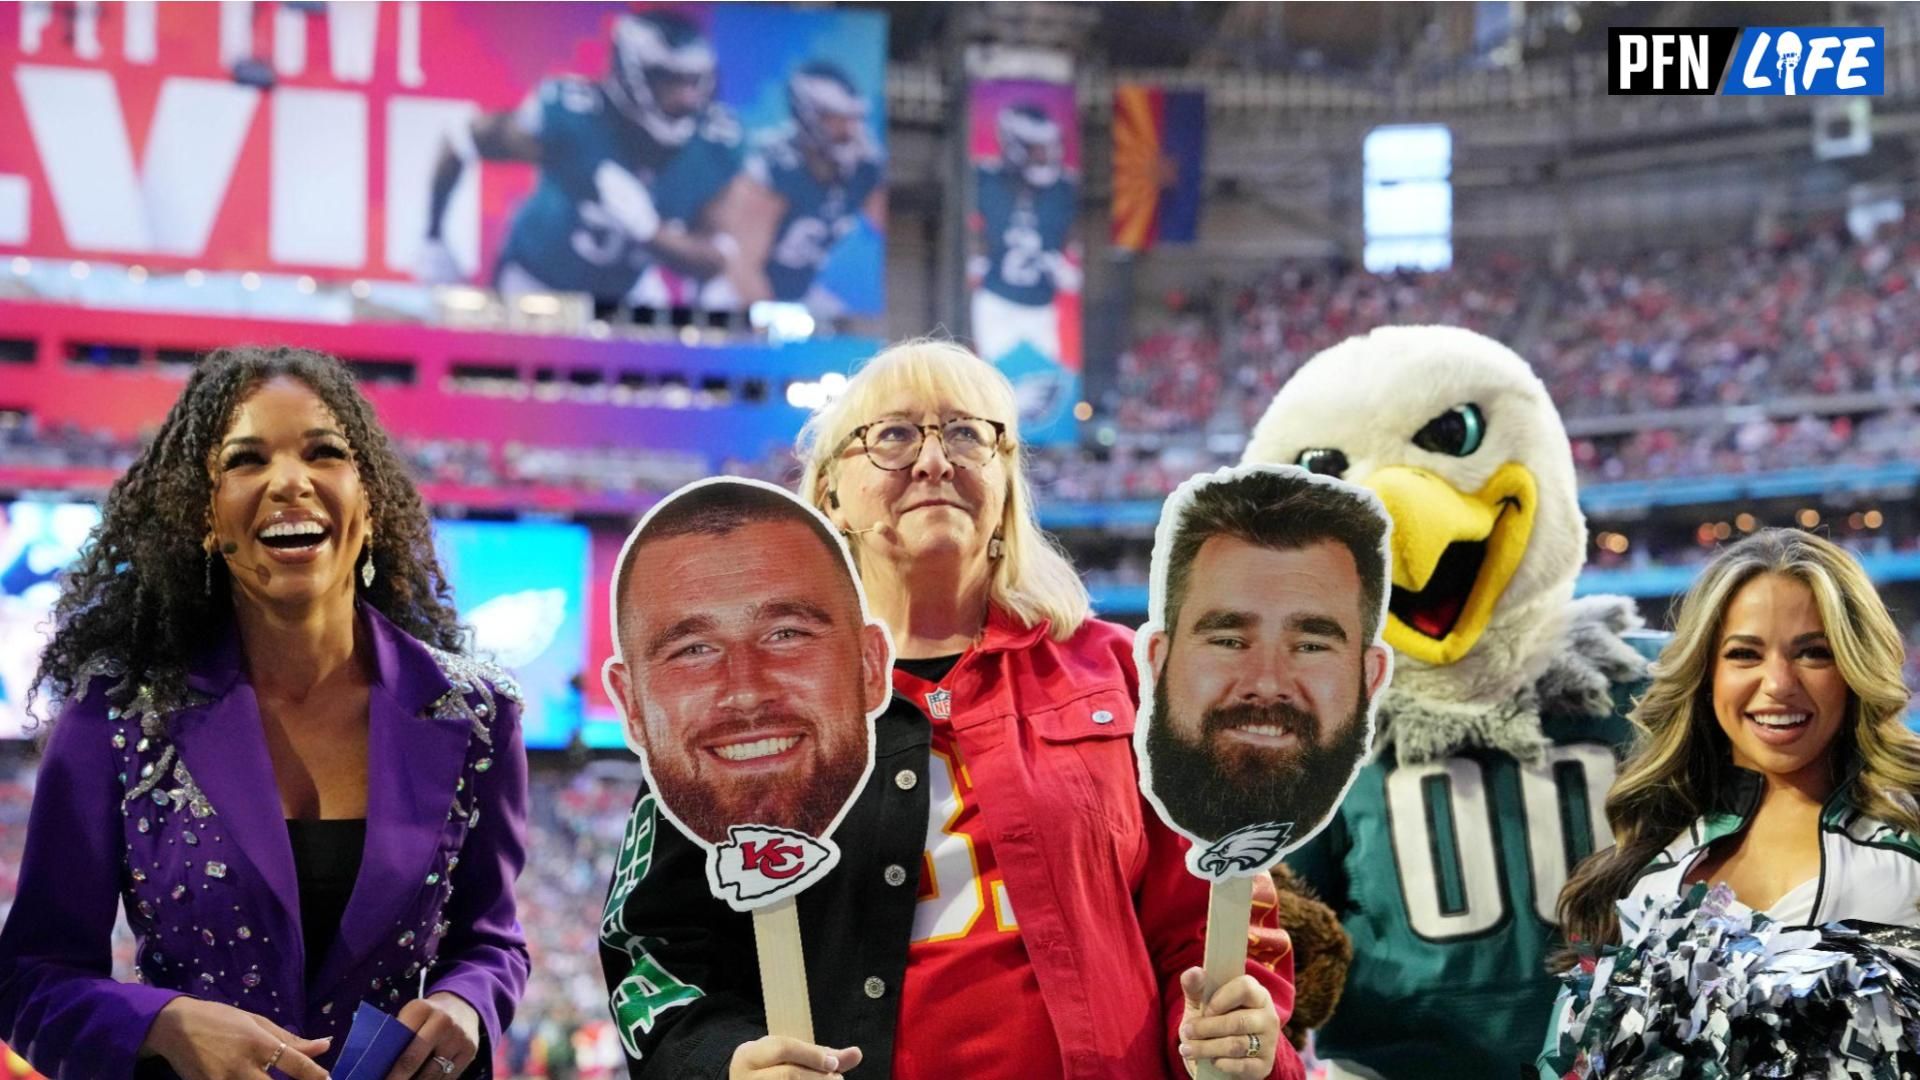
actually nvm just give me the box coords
[0,500,101,739]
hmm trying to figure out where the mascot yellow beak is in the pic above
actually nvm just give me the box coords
[1365,462,1536,666]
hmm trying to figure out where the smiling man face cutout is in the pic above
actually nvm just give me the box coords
[1139,465,1393,880]
[605,478,891,907]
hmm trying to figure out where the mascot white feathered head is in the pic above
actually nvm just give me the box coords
[1244,326,1587,708]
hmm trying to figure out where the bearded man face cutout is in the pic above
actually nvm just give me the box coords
[1141,466,1392,876]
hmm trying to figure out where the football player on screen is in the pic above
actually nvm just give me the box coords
[718,61,887,319]
[969,102,1081,364]
[417,11,743,304]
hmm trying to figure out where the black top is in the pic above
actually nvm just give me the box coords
[602,695,933,1079]
[894,653,963,683]
[285,818,367,979]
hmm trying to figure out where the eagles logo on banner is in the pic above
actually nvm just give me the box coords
[1112,85,1208,252]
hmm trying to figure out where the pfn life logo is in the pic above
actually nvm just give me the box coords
[1609,27,1883,95]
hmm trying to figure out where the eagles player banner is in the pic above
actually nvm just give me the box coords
[966,71,1083,445]
[0,3,888,319]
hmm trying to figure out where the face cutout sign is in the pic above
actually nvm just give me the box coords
[603,478,893,910]
[1138,464,1394,882]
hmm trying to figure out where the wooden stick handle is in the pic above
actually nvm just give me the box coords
[752,898,814,1043]
[1196,875,1255,1080]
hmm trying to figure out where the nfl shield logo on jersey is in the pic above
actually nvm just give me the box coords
[926,688,952,720]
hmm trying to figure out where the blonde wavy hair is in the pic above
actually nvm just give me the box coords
[1558,528,1920,953]
[795,338,1091,641]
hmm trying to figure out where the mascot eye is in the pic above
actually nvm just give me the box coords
[1412,404,1485,457]
[1295,448,1349,477]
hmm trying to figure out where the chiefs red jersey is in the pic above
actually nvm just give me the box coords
[891,665,1066,1080]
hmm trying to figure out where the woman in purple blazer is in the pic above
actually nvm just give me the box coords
[0,347,530,1079]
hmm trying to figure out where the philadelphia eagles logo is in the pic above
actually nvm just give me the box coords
[1194,821,1296,880]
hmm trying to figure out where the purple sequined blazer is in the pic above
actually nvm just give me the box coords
[0,604,531,1079]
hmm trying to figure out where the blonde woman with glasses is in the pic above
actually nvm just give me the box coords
[804,339,1297,1079]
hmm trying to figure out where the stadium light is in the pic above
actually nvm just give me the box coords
[750,300,816,344]
[785,371,849,410]
[441,286,490,311]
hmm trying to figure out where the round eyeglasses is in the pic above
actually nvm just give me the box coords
[844,416,1009,471]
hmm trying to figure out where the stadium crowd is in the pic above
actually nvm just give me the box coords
[1085,215,1920,487]
[9,212,1920,498]
[496,765,639,1079]
[1109,212,1920,437]
[12,401,1920,503]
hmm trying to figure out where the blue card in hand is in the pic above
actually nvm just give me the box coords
[333,1002,420,1080]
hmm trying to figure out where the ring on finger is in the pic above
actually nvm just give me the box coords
[431,1054,458,1075]
[1245,1032,1261,1058]
[263,1041,287,1071]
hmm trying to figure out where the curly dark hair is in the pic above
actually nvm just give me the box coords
[31,345,467,724]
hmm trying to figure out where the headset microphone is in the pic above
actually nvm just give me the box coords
[218,540,272,586]
[839,523,882,538]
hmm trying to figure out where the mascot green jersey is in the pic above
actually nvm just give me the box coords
[1243,326,1660,1079]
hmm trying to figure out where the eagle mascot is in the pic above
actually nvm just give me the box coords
[1243,326,1661,1078]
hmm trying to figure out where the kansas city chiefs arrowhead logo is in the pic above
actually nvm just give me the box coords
[710,824,839,908]
[1193,821,1295,881]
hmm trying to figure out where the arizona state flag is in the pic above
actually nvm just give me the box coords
[1112,85,1208,251]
